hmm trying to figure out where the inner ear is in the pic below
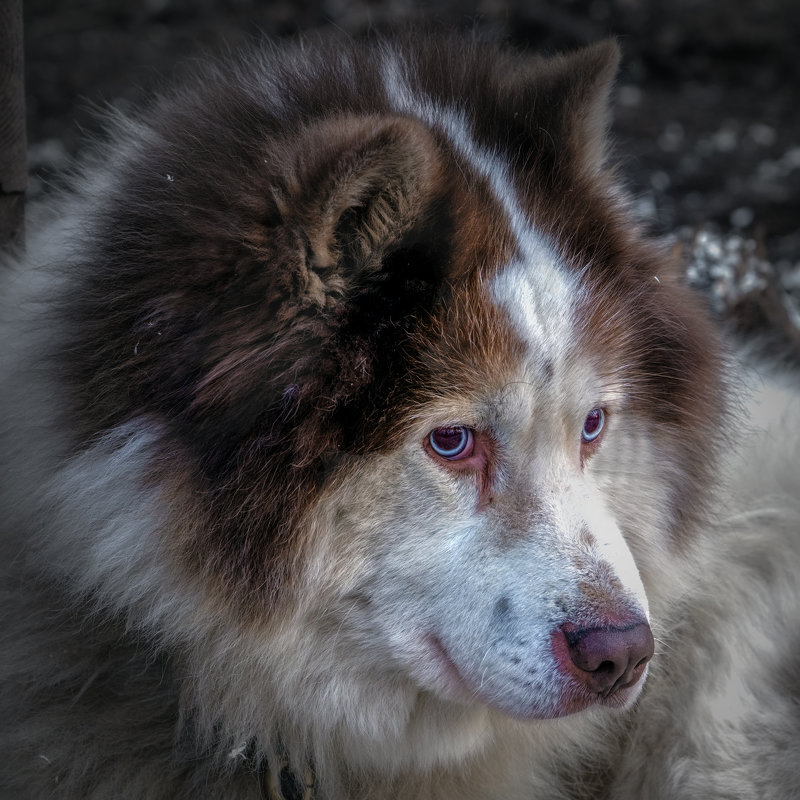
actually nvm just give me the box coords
[283,114,441,272]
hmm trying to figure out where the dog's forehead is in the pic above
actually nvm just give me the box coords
[489,240,580,374]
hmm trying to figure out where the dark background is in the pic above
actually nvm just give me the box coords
[21,0,800,343]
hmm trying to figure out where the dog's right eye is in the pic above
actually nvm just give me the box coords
[428,426,474,460]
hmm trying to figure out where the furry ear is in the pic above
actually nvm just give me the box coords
[520,38,621,176]
[277,115,440,285]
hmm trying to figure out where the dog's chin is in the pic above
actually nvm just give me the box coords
[471,676,647,722]
[475,676,647,723]
[535,675,648,719]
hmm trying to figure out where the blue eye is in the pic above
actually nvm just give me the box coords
[428,426,474,460]
[581,408,605,443]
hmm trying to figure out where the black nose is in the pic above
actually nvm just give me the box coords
[563,622,654,696]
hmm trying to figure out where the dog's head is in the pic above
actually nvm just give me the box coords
[55,33,723,767]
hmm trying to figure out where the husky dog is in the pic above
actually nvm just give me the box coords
[1,32,799,800]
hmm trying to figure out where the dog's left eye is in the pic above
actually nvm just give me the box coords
[581,408,605,443]
[428,426,474,460]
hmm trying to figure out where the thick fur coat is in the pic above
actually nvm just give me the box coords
[1,32,799,799]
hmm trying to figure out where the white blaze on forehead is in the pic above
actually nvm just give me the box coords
[491,251,578,360]
[381,50,580,357]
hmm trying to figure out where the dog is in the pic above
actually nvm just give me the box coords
[1,31,799,799]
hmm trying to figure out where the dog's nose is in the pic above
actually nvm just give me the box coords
[561,622,654,695]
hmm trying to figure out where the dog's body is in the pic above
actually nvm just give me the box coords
[1,33,799,799]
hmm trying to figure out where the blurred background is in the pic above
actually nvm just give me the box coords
[20,0,800,348]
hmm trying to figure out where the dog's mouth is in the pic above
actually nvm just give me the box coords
[422,619,653,720]
[423,634,477,699]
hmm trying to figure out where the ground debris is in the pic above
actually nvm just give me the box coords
[679,224,800,354]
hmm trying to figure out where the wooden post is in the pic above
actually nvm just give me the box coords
[0,0,27,251]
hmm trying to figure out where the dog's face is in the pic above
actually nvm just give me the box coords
[301,256,655,729]
[49,34,723,771]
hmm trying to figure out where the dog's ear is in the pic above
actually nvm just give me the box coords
[275,114,440,304]
[517,38,621,178]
